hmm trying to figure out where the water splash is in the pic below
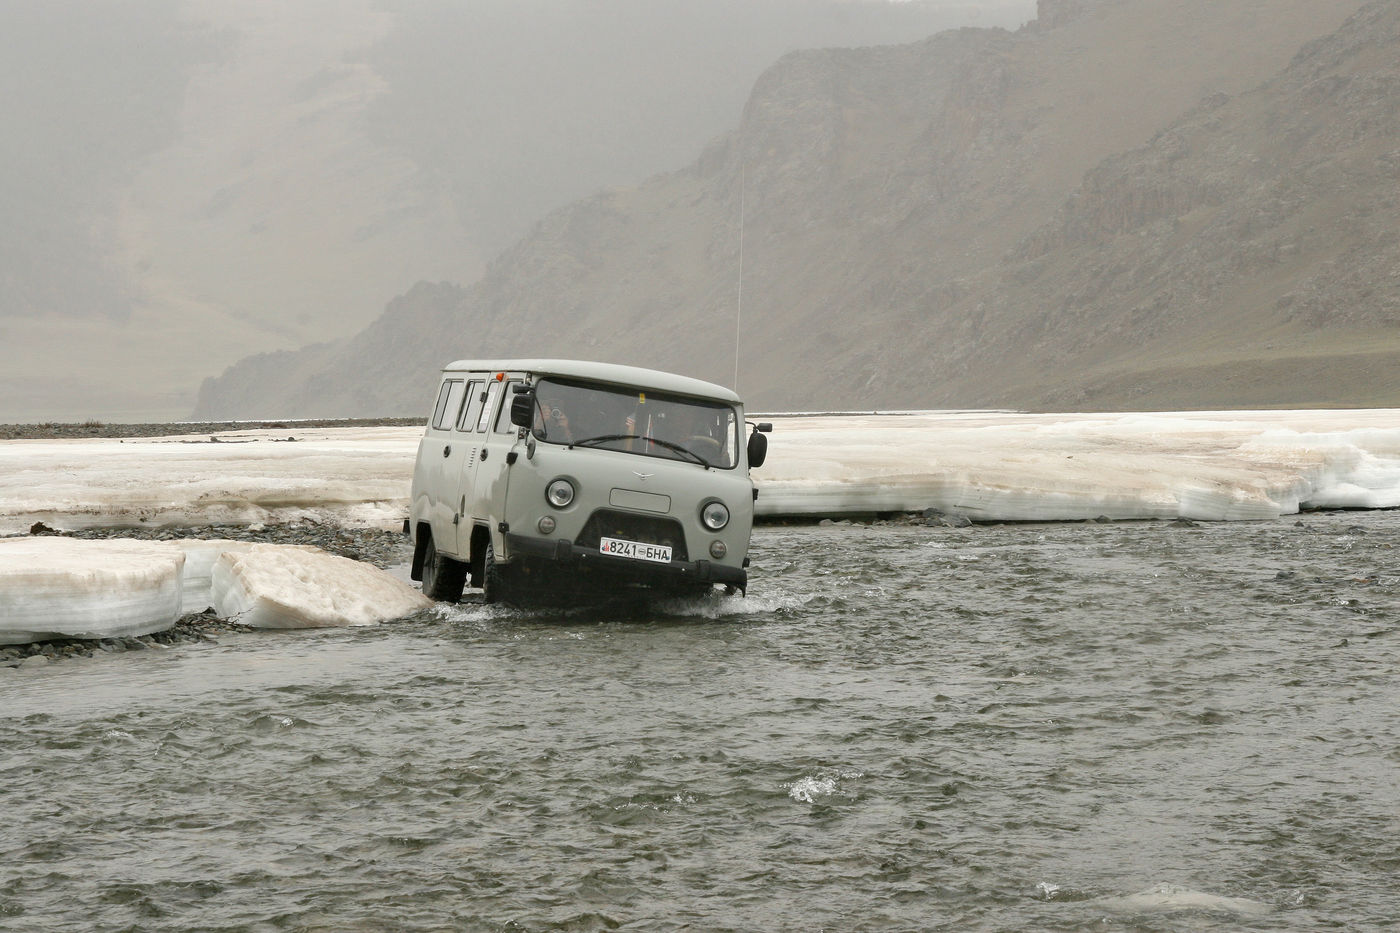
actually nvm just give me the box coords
[783,768,864,803]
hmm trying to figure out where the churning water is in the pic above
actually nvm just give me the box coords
[4,513,1400,931]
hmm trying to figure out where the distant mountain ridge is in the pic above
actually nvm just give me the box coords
[195,0,1388,418]
[3,0,1002,421]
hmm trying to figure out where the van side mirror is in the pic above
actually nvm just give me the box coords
[510,388,535,428]
[747,429,768,469]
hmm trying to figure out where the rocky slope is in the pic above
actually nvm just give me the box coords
[196,0,1383,417]
[4,0,1000,422]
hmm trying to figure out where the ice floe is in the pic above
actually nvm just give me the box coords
[171,538,311,614]
[0,537,431,645]
[211,543,432,628]
[0,538,185,644]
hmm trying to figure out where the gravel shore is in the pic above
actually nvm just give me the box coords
[54,521,414,569]
[0,417,421,441]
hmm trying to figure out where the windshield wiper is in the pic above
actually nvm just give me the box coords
[572,433,710,467]
[571,432,632,447]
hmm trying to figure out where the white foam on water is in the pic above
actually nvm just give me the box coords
[613,792,697,813]
[1087,882,1273,916]
[784,768,865,803]
[652,588,815,619]
[785,776,838,803]
[432,599,553,627]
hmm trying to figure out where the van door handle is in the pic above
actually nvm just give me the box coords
[443,445,451,458]
[480,448,489,460]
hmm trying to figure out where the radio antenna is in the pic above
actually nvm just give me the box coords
[734,160,745,392]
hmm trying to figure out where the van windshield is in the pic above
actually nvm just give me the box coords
[531,378,740,469]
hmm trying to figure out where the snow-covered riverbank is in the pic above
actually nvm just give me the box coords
[756,409,1400,521]
[6,410,1400,646]
[3,410,1400,533]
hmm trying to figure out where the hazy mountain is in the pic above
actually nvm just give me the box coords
[1,0,1022,422]
[195,0,1379,418]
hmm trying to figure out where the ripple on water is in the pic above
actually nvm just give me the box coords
[4,516,1400,929]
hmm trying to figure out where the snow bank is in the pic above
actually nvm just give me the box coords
[755,410,1400,521]
[0,538,431,644]
[0,538,184,645]
[3,412,1400,529]
[210,544,432,628]
[0,427,414,535]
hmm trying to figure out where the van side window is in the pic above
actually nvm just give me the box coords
[456,380,484,432]
[430,382,453,428]
[477,380,502,433]
[495,381,523,433]
[431,379,465,430]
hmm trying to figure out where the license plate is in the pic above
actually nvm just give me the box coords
[599,536,673,564]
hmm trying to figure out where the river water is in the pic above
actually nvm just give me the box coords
[3,513,1399,931]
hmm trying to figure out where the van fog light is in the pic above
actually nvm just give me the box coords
[538,516,556,535]
[701,500,730,530]
[709,540,727,559]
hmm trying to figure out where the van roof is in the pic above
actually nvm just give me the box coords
[441,359,741,403]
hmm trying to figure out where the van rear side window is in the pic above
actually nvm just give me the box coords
[477,381,502,432]
[432,379,465,430]
[456,380,484,432]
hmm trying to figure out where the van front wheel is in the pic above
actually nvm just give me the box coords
[481,539,512,605]
[421,534,467,602]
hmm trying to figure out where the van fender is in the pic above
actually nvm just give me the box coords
[409,521,437,582]
[469,523,493,587]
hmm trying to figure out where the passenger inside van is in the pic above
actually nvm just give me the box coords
[534,391,573,442]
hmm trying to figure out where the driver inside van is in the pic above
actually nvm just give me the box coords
[667,407,722,460]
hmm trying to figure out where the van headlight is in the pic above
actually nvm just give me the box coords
[701,500,730,530]
[546,478,575,508]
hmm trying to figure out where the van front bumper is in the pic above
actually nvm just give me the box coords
[505,533,747,593]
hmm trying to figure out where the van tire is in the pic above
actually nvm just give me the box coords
[421,534,467,602]
[481,539,511,604]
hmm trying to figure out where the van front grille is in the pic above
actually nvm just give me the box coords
[576,510,688,562]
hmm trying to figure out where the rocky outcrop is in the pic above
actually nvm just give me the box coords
[196,0,1383,417]
[980,0,1400,408]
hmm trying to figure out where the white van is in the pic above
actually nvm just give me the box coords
[408,359,771,603]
